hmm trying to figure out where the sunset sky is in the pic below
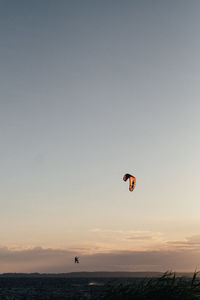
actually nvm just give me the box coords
[1,0,200,273]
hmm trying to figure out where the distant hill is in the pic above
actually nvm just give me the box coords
[0,272,193,278]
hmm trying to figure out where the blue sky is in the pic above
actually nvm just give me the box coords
[1,0,200,272]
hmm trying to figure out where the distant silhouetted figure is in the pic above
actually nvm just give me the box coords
[74,256,79,263]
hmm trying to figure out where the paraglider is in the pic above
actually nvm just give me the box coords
[123,174,136,191]
[74,256,80,263]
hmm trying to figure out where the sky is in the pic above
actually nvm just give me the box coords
[1,0,200,273]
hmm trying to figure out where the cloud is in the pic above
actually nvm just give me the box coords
[0,247,76,273]
[167,235,200,250]
[90,228,164,244]
[0,233,200,273]
[90,229,161,235]
[126,236,153,240]
[0,242,200,273]
[89,229,200,253]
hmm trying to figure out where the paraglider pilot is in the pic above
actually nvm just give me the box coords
[74,256,79,263]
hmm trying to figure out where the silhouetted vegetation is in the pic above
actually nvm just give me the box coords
[99,271,200,300]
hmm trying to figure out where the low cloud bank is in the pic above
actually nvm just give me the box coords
[0,245,200,273]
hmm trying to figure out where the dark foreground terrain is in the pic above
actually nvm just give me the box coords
[0,276,110,299]
[0,272,199,300]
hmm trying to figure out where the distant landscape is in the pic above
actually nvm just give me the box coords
[0,271,194,278]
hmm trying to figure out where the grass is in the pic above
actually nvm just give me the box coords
[98,271,200,300]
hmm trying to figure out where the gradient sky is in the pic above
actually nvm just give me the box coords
[1,0,200,273]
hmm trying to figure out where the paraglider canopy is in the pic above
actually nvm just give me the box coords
[123,173,136,191]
